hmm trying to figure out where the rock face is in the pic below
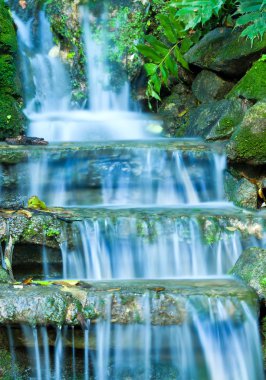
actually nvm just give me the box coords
[185,27,266,77]
[192,70,234,103]
[0,279,257,326]
[0,0,24,139]
[228,59,266,101]
[186,99,244,140]
[231,247,266,365]
[227,101,266,165]
[231,247,266,300]
[158,83,198,137]
[224,172,258,209]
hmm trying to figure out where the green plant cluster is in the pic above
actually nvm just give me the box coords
[137,0,266,104]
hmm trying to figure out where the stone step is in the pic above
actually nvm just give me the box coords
[0,139,226,207]
[0,205,264,280]
[0,278,257,327]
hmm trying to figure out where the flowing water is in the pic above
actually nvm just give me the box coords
[3,0,265,379]
[4,294,264,380]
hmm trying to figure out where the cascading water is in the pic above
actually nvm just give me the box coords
[60,211,265,279]
[4,0,265,379]
[4,294,264,380]
[10,2,156,141]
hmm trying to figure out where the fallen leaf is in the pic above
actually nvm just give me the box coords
[148,287,165,292]
[107,288,121,292]
[22,277,33,285]
[17,210,32,219]
[53,280,79,287]
[226,227,237,232]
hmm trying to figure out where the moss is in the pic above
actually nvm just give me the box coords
[0,55,18,95]
[0,348,23,380]
[0,0,17,54]
[227,101,266,164]
[227,59,266,101]
[0,94,24,140]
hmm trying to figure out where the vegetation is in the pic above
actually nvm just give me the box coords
[137,0,266,104]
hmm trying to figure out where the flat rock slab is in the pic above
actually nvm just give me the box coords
[0,278,257,327]
[0,139,213,164]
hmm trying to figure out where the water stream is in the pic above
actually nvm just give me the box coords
[3,1,265,379]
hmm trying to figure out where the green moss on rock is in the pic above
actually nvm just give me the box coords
[228,59,266,101]
[0,0,17,54]
[224,171,258,209]
[227,101,266,164]
[0,55,18,95]
[185,27,266,77]
[186,99,244,140]
[0,348,23,380]
[231,247,266,299]
[0,94,24,140]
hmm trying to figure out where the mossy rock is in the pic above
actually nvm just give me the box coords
[0,0,17,54]
[227,59,266,101]
[224,171,257,210]
[231,247,266,300]
[0,55,18,96]
[0,94,24,140]
[0,348,23,380]
[158,83,198,137]
[185,27,266,77]
[192,70,234,103]
[227,101,266,164]
[186,99,244,140]
[0,267,9,283]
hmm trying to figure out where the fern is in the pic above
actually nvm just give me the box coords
[137,0,266,105]
[235,0,266,41]
[171,0,227,29]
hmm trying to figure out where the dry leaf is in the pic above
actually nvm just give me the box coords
[22,277,33,285]
[107,288,121,292]
[17,210,32,219]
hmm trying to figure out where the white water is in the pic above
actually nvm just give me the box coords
[7,295,264,380]
[60,213,263,280]
[12,146,226,206]
[7,2,265,379]
[12,5,156,141]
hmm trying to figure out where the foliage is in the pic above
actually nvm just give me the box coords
[235,0,266,41]
[137,0,266,104]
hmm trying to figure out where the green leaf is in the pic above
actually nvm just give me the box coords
[144,63,158,76]
[175,46,189,70]
[137,44,163,63]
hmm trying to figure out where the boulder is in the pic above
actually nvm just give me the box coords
[227,101,266,165]
[227,59,266,101]
[185,28,266,77]
[231,247,266,300]
[158,83,198,137]
[224,171,258,209]
[192,70,234,103]
[186,99,244,140]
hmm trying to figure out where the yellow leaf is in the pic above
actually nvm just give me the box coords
[17,210,33,219]
[226,227,237,232]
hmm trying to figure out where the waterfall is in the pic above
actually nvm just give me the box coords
[9,145,226,207]
[5,295,264,380]
[60,213,264,279]
[10,3,157,141]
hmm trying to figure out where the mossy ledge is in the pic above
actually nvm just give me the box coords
[0,278,258,327]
